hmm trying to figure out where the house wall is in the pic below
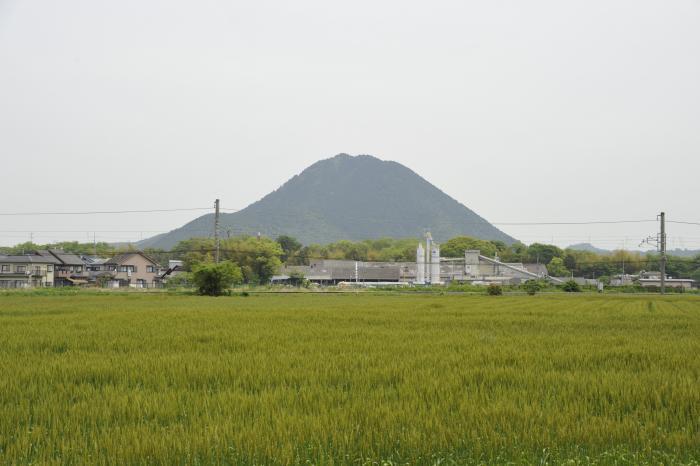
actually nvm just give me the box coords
[110,254,160,286]
[0,261,55,288]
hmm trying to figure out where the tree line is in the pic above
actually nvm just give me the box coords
[3,235,700,284]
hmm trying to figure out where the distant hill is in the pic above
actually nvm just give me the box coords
[567,243,700,258]
[139,154,516,249]
[665,249,700,258]
[566,243,612,255]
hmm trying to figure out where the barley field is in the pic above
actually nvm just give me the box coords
[0,292,699,465]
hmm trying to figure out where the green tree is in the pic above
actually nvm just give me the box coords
[173,238,216,271]
[0,241,116,257]
[523,280,541,296]
[441,236,498,258]
[527,243,563,265]
[220,237,283,284]
[288,270,307,287]
[191,261,243,296]
[240,265,258,284]
[547,257,570,277]
[173,236,283,284]
[277,235,303,263]
[563,252,578,271]
[499,242,529,263]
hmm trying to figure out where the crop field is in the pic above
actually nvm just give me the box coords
[0,292,699,465]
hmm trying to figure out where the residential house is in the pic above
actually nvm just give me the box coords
[103,252,162,288]
[81,256,110,285]
[36,250,88,286]
[0,254,59,288]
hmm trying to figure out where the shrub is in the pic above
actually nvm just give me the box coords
[164,272,192,289]
[562,280,581,292]
[523,280,541,296]
[486,284,503,296]
[191,261,243,296]
[288,271,307,287]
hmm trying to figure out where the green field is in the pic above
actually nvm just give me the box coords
[0,293,699,465]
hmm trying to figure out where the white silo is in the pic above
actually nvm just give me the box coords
[430,242,442,284]
[425,232,433,283]
[415,243,425,284]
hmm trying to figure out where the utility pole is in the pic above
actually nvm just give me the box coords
[660,211,666,295]
[214,199,220,263]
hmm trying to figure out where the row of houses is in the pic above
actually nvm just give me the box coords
[0,250,178,289]
[3,246,694,290]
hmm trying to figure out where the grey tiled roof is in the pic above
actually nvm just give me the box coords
[47,249,85,266]
[0,254,60,264]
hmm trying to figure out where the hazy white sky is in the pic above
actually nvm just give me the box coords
[1,0,699,249]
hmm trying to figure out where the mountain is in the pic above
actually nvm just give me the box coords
[566,243,612,255]
[664,249,700,258]
[139,154,516,249]
[566,243,700,258]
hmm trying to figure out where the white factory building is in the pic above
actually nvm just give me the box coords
[273,232,562,286]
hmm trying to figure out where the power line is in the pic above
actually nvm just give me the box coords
[668,220,700,226]
[491,220,656,226]
[0,207,221,216]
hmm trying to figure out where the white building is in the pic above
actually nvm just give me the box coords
[272,246,561,287]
